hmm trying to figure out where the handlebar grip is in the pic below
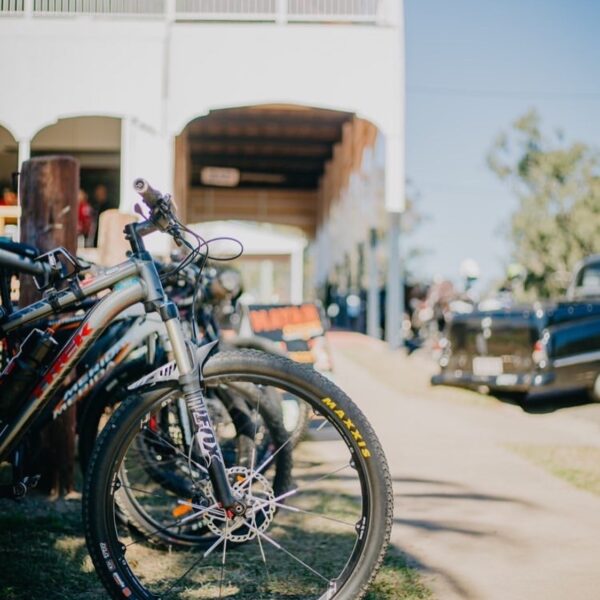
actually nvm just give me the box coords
[133,178,163,207]
[0,248,50,277]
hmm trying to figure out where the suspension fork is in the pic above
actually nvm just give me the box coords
[162,304,238,510]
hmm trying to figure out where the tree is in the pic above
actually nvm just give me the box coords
[488,109,600,298]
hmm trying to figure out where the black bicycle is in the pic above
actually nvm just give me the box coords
[0,179,392,599]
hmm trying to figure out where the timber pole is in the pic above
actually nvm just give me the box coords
[19,155,79,497]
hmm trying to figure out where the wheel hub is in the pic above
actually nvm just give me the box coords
[204,466,276,543]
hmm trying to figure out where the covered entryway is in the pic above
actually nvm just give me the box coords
[0,124,18,191]
[176,104,357,235]
[175,104,397,338]
[0,125,19,237]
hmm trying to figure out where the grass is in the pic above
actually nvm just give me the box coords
[0,497,104,599]
[0,493,430,600]
[508,444,600,496]
[366,550,432,600]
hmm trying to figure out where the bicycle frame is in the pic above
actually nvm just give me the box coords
[51,312,166,420]
[0,258,149,459]
[0,217,239,510]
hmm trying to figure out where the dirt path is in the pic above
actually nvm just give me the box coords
[329,332,600,600]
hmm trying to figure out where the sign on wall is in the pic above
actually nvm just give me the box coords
[244,302,333,371]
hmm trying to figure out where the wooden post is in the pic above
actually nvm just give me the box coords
[174,130,190,225]
[19,155,79,497]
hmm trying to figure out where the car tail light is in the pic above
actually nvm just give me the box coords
[532,339,548,366]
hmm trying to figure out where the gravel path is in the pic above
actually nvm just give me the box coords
[329,332,600,600]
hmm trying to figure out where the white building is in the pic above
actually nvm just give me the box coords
[0,0,405,345]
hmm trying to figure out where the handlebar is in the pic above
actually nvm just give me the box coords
[133,178,163,208]
[0,248,50,277]
[132,178,183,245]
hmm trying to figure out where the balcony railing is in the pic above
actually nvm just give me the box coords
[0,0,391,24]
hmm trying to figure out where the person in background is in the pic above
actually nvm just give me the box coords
[1,187,18,206]
[77,189,93,247]
[90,184,111,246]
[91,184,110,215]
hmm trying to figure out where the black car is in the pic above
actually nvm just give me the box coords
[432,255,600,401]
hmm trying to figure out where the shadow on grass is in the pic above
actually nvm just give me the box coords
[0,497,104,600]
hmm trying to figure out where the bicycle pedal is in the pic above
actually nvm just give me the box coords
[23,474,41,489]
[0,474,41,500]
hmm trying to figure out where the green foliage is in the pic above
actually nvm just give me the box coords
[488,109,600,297]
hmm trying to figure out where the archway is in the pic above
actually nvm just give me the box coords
[0,125,19,238]
[176,104,384,316]
[0,125,18,197]
[31,116,122,249]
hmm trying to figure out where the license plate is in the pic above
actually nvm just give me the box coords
[472,357,503,377]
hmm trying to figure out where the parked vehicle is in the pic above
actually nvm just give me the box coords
[432,255,600,401]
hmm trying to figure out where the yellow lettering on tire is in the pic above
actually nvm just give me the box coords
[320,397,371,459]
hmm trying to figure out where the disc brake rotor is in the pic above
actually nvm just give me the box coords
[203,466,276,543]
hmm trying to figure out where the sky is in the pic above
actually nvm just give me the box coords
[404,0,600,286]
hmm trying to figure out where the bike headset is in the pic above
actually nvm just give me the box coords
[132,179,243,345]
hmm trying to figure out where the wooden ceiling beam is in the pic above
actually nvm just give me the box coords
[187,122,344,141]
[189,139,332,158]
[192,156,325,173]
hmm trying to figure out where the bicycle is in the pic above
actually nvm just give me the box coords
[0,179,392,599]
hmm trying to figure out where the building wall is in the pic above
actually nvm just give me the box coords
[0,10,404,276]
[168,23,402,138]
[0,16,403,202]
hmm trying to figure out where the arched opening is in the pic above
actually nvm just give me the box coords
[31,116,122,247]
[176,104,383,308]
[0,125,19,238]
[0,125,18,198]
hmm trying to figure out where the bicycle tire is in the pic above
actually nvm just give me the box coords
[83,349,392,600]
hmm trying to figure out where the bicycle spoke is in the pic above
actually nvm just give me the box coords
[161,554,212,598]
[245,521,330,584]
[248,386,263,507]
[272,501,357,528]
[250,462,353,513]
[142,426,208,474]
[315,418,329,432]
[254,511,272,594]
[219,522,229,598]
[120,483,178,500]
[203,528,228,559]
[122,455,183,476]
[123,502,218,548]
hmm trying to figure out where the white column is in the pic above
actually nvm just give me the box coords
[385,213,403,349]
[384,0,406,348]
[384,134,405,212]
[290,248,304,304]
[165,0,176,21]
[119,116,133,212]
[276,0,287,25]
[18,139,30,169]
[367,228,380,338]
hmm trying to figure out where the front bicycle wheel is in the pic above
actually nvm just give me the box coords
[83,350,392,600]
